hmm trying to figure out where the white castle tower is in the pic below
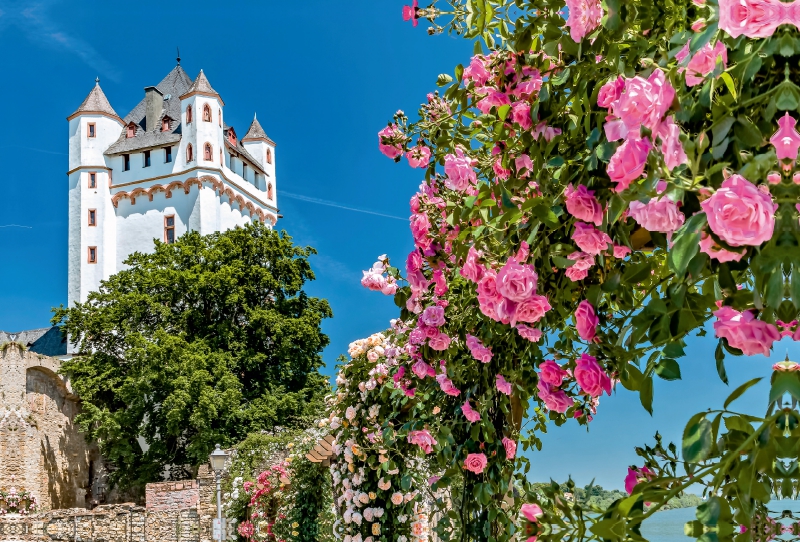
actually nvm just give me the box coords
[67,65,278,340]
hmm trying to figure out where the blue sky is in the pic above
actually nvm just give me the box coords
[0,0,793,490]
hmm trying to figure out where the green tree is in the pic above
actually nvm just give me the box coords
[54,223,332,490]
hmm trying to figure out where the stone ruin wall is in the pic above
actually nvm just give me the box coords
[0,470,220,542]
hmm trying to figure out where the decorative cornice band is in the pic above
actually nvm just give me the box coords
[66,165,113,176]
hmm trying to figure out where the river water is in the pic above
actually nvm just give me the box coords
[640,501,800,542]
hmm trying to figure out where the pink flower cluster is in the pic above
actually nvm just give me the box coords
[564,0,604,42]
[701,175,776,249]
[360,255,398,295]
[676,41,727,87]
[628,196,685,235]
[718,0,800,38]
[537,360,574,413]
[714,306,780,356]
[466,334,493,363]
[408,429,437,454]
[574,354,612,397]
[378,124,404,159]
[598,69,686,191]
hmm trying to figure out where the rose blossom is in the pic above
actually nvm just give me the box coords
[574,353,612,397]
[597,77,625,109]
[565,251,594,281]
[613,244,632,258]
[564,0,603,42]
[540,360,570,387]
[444,147,478,191]
[624,466,655,494]
[407,430,437,454]
[464,452,488,474]
[521,503,544,522]
[718,0,782,38]
[460,245,485,283]
[476,87,511,114]
[628,197,685,234]
[462,400,482,423]
[698,232,744,262]
[466,334,493,363]
[410,212,431,250]
[428,332,451,351]
[406,144,431,168]
[515,154,533,177]
[463,55,491,85]
[700,175,776,246]
[496,374,513,395]
[514,295,552,325]
[496,258,538,301]
[607,136,652,192]
[572,222,613,255]
[391,492,404,505]
[378,124,404,159]
[614,69,675,131]
[502,437,517,460]
[575,300,599,341]
[685,41,727,86]
[436,373,461,396]
[770,112,800,161]
[511,101,533,130]
[411,360,435,379]
[420,305,446,327]
[658,117,688,170]
[565,184,603,226]
[516,324,543,342]
[537,380,574,413]
[713,306,780,356]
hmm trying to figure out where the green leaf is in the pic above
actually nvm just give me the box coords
[669,213,707,277]
[719,72,737,101]
[734,117,763,147]
[455,64,464,82]
[639,377,653,414]
[437,73,454,87]
[497,104,511,121]
[623,262,652,284]
[682,416,712,463]
[655,359,681,381]
[769,371,800,404]
[715,350,728,385]
[532,204,560,228]
[697,497,721,526]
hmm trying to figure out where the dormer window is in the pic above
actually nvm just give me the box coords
[126,123,136,138]
[186,105,193,123]
[203,104,211,122]
[227,128,237,146]
[162,117,171,132]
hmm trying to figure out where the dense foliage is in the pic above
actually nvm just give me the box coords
[331,0,800,538]
[55,223,332,490]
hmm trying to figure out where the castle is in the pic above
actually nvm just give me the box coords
[0,64,280,523]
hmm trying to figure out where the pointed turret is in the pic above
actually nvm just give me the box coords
[242,113,275,145]
[68,79,122,122]
[180,69,224,105]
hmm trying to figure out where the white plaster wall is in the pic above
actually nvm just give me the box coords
[68,114,122,171]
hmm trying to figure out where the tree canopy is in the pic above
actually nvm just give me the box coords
[55,223,332,489]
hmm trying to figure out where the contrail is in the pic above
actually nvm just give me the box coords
[281,191,407,221]
[0,224,33,228]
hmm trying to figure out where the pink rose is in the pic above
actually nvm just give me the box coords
[625,466,655,494]
[770,113,800,161]
[421,305,446,327]
[565,184,603,226]
[496,374,513,395]
[444,147,478,191]
[511,101,533,130]
[539,360,570,386]
[502,437,517,460]
[597,77,625,109]
[532,122,562,141]
[713,306,780,356]
[408,429,437,454]
[613,244,632,258]
[685,41,727,86]
[574,353,612,397]
[699,233,744,262]
[496,258,538,302]
[463,55,491,85]
[514,295,552,325]
[701,175,776,246]
[718,0,782,38]
[658,117,688,170]
[521,503,543,522]
[607,136,652,192]
[406,144,431,168]
[466,334,493,363]
[628,197,686,234]
[515,154,534,178]
[537,380,574,413]
[361,271,386,292]
[495,298,518,325]
[378,124,404,159]
[436,373,461,396]
[428,332,451,351]
[462,401,482,423]
[565,251,594,282]
[572,222,613,255]
[411,359,436,379]
[516,324,543,342]
[476,87,511,114]
[575,300,599,341]
[460,246,485,283]
[614,74,665,131]
[464,452,488,474]
[410,212,432,250]
[604,118,629,142]
[564,0,603,42]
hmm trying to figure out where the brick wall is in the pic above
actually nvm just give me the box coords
[145,481,199,512]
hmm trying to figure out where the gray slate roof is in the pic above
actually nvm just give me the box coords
[224,127,266,174]
[181,70,222,103]
[242,115,274,145]
[105,65,192,155]
[71,82,120,120]
[0,327,67,357]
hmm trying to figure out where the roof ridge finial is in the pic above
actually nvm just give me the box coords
[177,47,181,65]
[254,112,257,120]
[95,76,100,85]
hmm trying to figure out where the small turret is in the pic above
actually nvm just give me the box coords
[241,113,276,202]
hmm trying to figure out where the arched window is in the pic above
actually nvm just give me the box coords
[186,105,193,123]
[204,143,212,161]
[267,183,273,200]
[203,104,211,122]
[186,144,193,162]
[126,123,136,138]
[162,117,170,132]
[266,148,272,164]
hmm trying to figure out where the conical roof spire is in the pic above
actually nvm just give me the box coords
[180,69,224,105]
[69,79,122,122]
[242,113,272,143]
